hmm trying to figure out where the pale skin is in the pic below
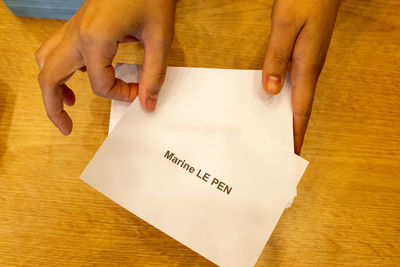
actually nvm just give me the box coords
[36,0,340,155]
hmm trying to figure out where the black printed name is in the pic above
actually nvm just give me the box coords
[164,150,232,195]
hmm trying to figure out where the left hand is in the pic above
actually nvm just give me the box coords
[262,0,340,155]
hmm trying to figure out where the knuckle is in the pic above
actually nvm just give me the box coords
[43,103,58,121]
[271,51,290,67]
[89,74,114,98]
[92,88,105,97]
[79,24,97,45]
[154,69,167,85]
[272,12,294,29]
[292,56,324,78]
[38,71,50,89]
[296,50,327,75]
[91,85,108,98]
[79,30,94,45]
[45,110,54,120]
[142,71,166,97]
[293,105,313,119]
[149,70,167,91]
[35,48,45,68]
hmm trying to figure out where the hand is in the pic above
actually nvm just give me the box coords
[35,0,176,135]
[262,0,340,155]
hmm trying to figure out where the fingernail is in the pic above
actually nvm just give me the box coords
[267,76,281,94]
[146,96,158,111]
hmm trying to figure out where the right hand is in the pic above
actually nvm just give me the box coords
[35,0,176,135]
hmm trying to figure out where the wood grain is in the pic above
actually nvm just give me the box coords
[0,0,399,266]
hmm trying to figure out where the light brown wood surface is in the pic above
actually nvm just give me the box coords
[0,0,399,266]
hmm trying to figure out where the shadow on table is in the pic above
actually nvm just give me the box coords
[0,79,16,172]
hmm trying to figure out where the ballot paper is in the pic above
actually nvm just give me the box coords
[109,64,299,207]
[109,64,294,152]
[81,65,309,267]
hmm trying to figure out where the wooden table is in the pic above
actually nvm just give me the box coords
[1,0,399,265]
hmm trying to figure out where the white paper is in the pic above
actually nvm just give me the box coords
[111,64,299,207]
[111,64,294,153]
[81,66,308,267]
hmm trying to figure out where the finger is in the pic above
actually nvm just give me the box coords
[262,5,302,95]
[138,39,170,112]
[291,68,316,156]
[62,84,76,106]
[38,70,73,135]
[38,43,81,135]
[84,41,138,102]
[290,24,330,155]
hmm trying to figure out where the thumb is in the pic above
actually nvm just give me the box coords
[262,13,300,95]
[138,40,170,112]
